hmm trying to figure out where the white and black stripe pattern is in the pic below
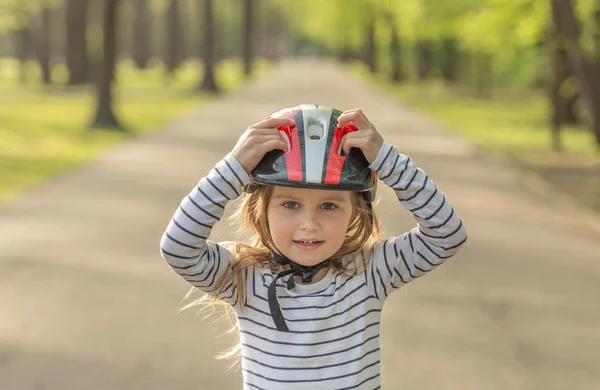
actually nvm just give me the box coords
[367,141,467,301]
[160,153,249,306]
[160,142,467,389]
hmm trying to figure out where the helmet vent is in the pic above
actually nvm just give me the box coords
[307,123,324,140]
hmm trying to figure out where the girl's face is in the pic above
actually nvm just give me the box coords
[266,186,354,267]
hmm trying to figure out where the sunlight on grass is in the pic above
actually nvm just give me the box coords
[0,58,269,203]
[348,62,600,166]
[349,62,600,212]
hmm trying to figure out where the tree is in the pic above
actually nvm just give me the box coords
[548,21,581,151]
[550,0,600,148]
[389,23,403,82]
[364,19,377,73]
[263,2,283,62]
[11,2,32,84]
[197,0,219,93]
[91,0,123,130]
[165,0,182,75]
[549,26,567,151]
[66,0,89,84]
[242,0,254,77]
[440,38,459,83]
[415,40,432,81]
[35,5,52,84]
[132,0,151,69]
[595,1,600,63]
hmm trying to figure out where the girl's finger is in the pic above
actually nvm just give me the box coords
[248,130,290,150]
[248,127,284,136]
[340,132,370,155]
[260,139,288,153]
[341,137,365,156]
[340,130,370,148]
[249,133,283,141]
[337,109,371,130]
[252,117,295,129]
[245,132,288,151]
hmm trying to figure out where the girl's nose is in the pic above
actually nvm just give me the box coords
[299,212,320,230]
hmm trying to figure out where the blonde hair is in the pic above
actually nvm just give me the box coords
[180,184,381,366]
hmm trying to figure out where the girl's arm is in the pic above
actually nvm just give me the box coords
[367,141,468,302]
[160,116,293,306]
[159,153,250,307]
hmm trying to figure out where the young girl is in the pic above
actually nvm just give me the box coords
[160,104,467,390]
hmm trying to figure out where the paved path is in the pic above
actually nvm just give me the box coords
[1,60,599,390]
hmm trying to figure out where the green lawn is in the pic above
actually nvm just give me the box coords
[348,63,600,212]
[349,63,599,163]
[0,58,267,204]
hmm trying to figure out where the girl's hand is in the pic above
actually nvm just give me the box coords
[337,108,384,165]
[232,117,295,174]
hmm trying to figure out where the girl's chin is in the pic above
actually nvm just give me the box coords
[286,253,331,267]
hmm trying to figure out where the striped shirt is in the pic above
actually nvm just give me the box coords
[160,141,467,389]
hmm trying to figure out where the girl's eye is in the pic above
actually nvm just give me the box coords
[321,203,337,210]
[283,201,299,209]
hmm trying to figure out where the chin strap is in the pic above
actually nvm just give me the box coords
[265,245,330,332]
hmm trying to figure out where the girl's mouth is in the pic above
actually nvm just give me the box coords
[293,240,323,250]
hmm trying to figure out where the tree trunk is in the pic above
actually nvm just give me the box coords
[416,40,431,81]
[264,4,281,62]
[595,7,600,64]
[549,26,564,152]
[475,52,492,98]
[178,0,190,62]
[365,21,377,73]
[36,7,52,84]
[558,44,580,125]
[548,22,580,139]
[165,0,181,75]
[243,0,254,77]
[390,24,402,83]
[66,0,90,85]
[551,0,600,148]
[198,0,219,93]
[91,0,123,130]
[132,0,151,69]
[14,27,31,84]
[441,38,458,84]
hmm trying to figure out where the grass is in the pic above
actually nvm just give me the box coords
[0,58,268,204]
[348,62,600,212]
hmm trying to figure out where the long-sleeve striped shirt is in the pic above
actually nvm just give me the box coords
[160,141,467,390]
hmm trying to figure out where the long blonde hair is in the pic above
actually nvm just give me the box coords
[180,184,381,365]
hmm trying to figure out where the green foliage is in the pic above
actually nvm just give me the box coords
[575,0,600,53]
[0,0,62,33]
[269,0,581,89]
[273,0,365,51]
[0,57,268,202]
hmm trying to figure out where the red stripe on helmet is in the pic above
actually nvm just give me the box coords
[324,124,357,185]
[284,126,302,182]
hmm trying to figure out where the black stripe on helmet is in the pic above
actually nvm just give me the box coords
[321,108,342,184]
[293,107,306,182]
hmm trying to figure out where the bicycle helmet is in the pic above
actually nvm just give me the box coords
[248,104,376,195]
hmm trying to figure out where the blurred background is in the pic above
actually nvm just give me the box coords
[0,0,599,211]
[1,1,600,389]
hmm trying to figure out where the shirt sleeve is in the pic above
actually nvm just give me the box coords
[159,153,251,307]
[366,141,468,304]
